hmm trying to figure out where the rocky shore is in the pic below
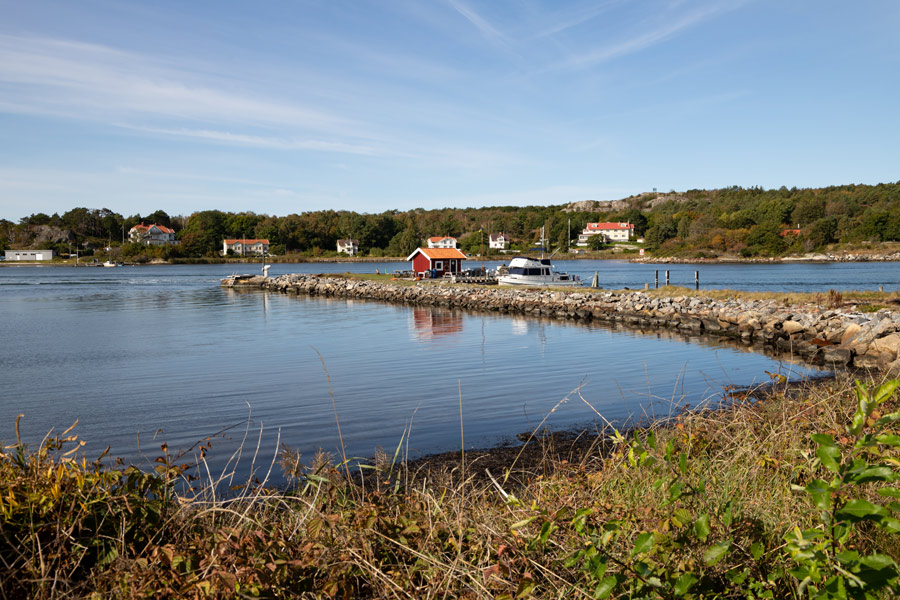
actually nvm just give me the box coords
[632,251,900,264]
[225,274,900,373]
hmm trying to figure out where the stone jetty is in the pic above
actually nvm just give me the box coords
[633,251,900,264]
[225,274,900,373]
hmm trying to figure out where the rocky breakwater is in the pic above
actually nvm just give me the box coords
[633,251,900,264]
[247,274,900,373]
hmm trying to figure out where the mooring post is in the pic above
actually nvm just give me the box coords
[665,270,670,286]
[655,270,658,289]
[695,270,699,290]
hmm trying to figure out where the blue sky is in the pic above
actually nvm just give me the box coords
[1,1,898,221]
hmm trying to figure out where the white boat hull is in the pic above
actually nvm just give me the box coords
[497,254,583,287]
[497,275,582,287]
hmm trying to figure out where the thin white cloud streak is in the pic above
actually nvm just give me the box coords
[0,34,535,166]
[555,1,744,69]
[118,125,388,157]
[533,0,625,39]
[0,35,358,136]
[119,124,529,171]
[445,0,510,49]
[114,167,283,188]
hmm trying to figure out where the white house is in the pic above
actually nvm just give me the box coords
[129,223,177,246]
[5,250,54,261]
[577,222,634,246]
[427,236,457,249]
[336,238,359,255]
[489,233,508,250]
[223,238,270,256]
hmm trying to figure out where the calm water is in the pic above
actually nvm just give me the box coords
[242,258,898,292]
[0,261,870,481]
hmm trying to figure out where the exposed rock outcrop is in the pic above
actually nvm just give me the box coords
[27,225,75,246]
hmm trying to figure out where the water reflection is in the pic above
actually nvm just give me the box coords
[1,267,827,484]
[410,308,464,342]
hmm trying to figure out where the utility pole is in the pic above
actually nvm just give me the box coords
[480,227,484,275]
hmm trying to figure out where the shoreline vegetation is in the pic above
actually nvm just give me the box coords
[5,181,900,265]
[5,244,900,267]
[5,372,900,597]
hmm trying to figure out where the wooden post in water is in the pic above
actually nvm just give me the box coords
[665,270,670,286]
[695,270,699,290]
[655,270,659,289]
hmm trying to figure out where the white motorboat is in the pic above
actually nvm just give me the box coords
[101,260,119,267]
[497,253,582,287]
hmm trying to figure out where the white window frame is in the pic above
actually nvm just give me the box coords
[434,260,443,270]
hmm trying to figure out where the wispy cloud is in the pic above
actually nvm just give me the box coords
[445,0,510,49]
[114,167,280,187]
[0,34,365,143]
[555,1,745,69]
[117,125,387,156]
[533,0,625,39]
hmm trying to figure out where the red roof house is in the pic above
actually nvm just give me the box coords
[427,236,457,249]
[577,222,634,245]
[406,247,467,278]
[222,238,270,256]
[129,222,177,246]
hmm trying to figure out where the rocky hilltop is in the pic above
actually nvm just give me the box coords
[226,274,900,373]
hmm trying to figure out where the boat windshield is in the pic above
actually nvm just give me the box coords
[508,267,551,276]
[509,267,543,275]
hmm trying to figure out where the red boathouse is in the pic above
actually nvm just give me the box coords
[406,247,467,278]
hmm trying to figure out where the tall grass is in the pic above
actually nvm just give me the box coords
[3,373,900,597]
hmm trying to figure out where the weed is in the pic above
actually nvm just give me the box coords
[4,376,900,598]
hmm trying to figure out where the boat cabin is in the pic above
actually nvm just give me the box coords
[406,247,467,278]
[508,257,553,276]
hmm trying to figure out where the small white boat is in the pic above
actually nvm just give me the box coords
[497,253,582,287]
[101,260,119,267]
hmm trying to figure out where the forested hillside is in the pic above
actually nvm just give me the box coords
[2,181,899,259]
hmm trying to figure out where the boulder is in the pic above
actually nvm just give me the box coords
[822,347,853,366]
[870,333,900,357]
[782,320,805,335]
[887,357,900,377]
[840,323,862,345]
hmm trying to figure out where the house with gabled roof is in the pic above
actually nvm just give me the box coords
[489,232,508,250]
[337,238,359,255]
[223,238,270,256]
[406,247,466,278]
[427,236,457,249]
[576,222,634,246]
[129,223,177,246]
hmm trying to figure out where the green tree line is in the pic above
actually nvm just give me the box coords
[2,181,899,258]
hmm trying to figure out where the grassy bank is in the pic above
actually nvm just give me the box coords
[4,374,900,598]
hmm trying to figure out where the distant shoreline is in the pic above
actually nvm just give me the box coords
[4,248,900,267]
